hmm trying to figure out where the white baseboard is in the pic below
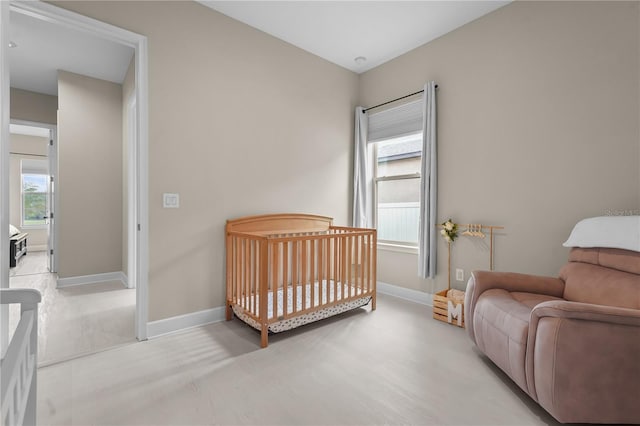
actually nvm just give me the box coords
[57,271,128,288]
[147,306,226,339]
[28,244,47,252]
[148,284,431,339]
[377,281,433,306]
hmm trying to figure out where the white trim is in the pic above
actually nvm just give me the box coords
[377,242,419,255]
[1,0,11,356]
[147,307,226,339]
[56,271,127,288]
[377,281,433,306]
[26,245,47,252]
[126,95,136,291]
[135,34,150,341]
[10,1,141,49]
[7,1,150,342]
[147,284,430,339]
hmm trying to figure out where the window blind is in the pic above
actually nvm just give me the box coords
[367,98,423,143]
[21,159,48,175]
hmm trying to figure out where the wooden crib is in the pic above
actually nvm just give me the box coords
[226,213,377,347]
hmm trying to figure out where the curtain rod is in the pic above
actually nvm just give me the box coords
[362,85,438,114]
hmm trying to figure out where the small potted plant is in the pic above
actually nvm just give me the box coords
[440,219,458,243]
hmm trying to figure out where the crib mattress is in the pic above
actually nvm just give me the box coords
[232,280,372,333]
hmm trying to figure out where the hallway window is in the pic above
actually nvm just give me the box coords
[21,173,47,228]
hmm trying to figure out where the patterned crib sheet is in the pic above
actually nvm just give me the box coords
[232,280,373,333]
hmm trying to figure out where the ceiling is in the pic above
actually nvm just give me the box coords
[9,9,134,96]
[8,1,509,96]
[199,1,510,73]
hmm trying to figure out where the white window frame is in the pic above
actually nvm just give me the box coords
[373,134,422,251]
[20,171,48,230]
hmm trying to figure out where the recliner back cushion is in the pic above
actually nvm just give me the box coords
[560,262,640,309]
[568,247,640,274]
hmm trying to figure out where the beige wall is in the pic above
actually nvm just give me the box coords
[10,88,58,125]
[360,1,640,293]
[47,1,639,319]
[52,1,359,320]
[122,58,135,278]
[57,70,123,278]
[9,134,49,250]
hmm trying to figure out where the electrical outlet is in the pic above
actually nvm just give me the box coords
[456,268,464,281]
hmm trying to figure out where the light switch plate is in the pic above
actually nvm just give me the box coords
[456,268,464,281]
[163,193,179,208]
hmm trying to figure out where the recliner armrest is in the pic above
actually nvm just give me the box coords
[464,271,565,344]
[525,300,640,423]
[530,300,640,326]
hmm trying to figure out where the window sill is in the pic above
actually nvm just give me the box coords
[21,225,47,230]
[378,242,418,255]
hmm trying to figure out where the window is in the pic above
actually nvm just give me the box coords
[21,172,48,228]
[374,133,422,246]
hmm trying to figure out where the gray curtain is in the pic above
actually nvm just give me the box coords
[352,107,372,228]
[418,82,437,278]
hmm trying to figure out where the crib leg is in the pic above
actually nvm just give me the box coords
[261,325,268,348]
[226,303,232,321]
[372,293,377,311]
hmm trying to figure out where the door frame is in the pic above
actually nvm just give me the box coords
[1,0,150,341]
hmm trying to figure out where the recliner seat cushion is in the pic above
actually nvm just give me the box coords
[473,289,562,395]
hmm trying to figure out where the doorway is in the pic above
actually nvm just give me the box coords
[8,121,55,277]
[0,1,149,358]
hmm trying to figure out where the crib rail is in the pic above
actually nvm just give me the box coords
[226,225,376,347]
[1,288,41,426]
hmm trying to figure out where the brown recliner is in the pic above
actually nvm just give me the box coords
[465,247,640,424]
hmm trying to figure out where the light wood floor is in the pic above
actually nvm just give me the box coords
[37,294,561,425]
[9,263,136,365]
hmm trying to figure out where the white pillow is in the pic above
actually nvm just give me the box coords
[563,216,640,252]
[9,224,20,237]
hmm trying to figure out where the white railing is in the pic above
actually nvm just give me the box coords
[377,202,419,243]
[1,289,41,426]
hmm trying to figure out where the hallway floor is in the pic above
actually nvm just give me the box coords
[9,257,136,365]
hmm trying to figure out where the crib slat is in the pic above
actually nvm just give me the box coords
[292,240,298,313]
[325,238,330,304]
[245,238,250,310]
[334,232,339,302]
[272,242,278,320]
[310,238,315,308]
[359,235,364,294]
[236,238,242,309]
[355,235,360,296]
[283,242,289,318]
[302,240,308,310]
[341,235,347,302]
[347,235,352,298]
[251,240,256,314]
[318,239,324,307]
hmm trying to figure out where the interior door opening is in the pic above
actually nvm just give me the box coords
[2,1,149,363]
[8,121,55,276]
